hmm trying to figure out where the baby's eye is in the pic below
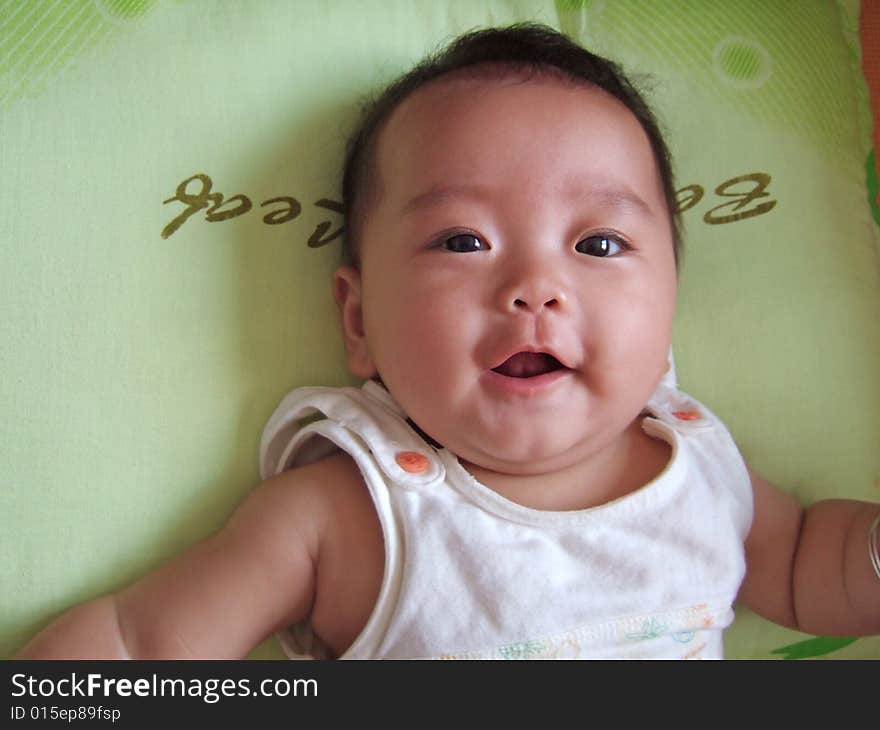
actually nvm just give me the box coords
[441,233,487,253]
[575,234,627,257]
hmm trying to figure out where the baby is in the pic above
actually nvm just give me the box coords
[17,24,880,659]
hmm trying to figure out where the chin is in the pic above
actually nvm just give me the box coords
[466,437,585,475]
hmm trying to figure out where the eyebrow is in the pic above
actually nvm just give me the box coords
[400,184,492,215]
[578,185,656,219]
[400,182,657,218]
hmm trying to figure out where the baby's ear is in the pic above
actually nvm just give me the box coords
[332,266,377,379]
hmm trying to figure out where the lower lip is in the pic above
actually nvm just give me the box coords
[481,368,572,397]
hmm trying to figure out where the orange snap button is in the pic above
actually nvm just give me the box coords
[673,410,701,421]
[396,451,430,474]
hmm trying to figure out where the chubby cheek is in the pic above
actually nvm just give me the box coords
[570,267,666,384]
[597,283,676,394]
[362,272,472,395]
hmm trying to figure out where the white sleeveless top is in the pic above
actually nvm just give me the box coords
[260,377,753,660]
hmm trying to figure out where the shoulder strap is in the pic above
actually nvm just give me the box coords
[259,382,446,489]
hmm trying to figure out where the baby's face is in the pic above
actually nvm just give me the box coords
[336,74,677,476]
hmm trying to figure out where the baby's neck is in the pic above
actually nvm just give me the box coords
[460,416,671,511]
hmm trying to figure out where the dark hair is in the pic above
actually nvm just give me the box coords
[342,23,681,267]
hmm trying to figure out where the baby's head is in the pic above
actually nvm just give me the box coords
[341,23,681,268]
[333,24,680,476]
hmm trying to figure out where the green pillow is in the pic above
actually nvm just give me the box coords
[2,0,878,659]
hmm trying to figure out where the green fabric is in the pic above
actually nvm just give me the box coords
[1,0,878,660]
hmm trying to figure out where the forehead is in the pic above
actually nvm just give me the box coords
[371,73,664,215]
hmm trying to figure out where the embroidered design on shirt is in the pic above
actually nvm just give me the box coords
[626,617,668,641]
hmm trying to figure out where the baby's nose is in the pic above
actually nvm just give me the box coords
[512,293,563,311]
[502,278,568,313]
[497,252,569,314]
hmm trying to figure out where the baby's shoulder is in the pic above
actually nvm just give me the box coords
[255,452,384,656]
[252,451,373,538]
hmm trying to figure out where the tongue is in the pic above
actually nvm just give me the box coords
[493,352,562,378]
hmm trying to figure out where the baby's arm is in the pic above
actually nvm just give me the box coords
[738,467,880,636]
[15,460,334,659]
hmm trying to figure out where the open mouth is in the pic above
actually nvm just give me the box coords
[491,352,566,378]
